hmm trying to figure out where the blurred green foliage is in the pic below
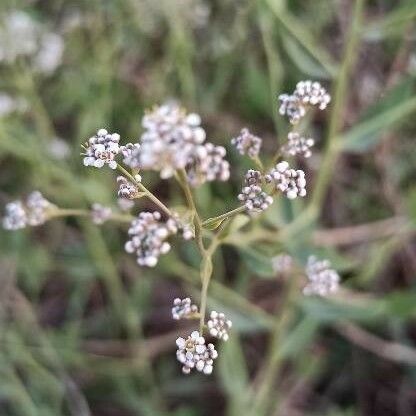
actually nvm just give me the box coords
[0,0,416,415]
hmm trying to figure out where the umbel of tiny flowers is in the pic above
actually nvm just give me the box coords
[117,175,141,199]
[282,132,315,159]
[231,128,262,158]
[278,80,330,124]
[303,256,340,296]
[123,103,230,186]
[265,161,306,200]
[238,169,273,213]
[2,191,55,230]
[176,331,218,375]
[207,311,232,341]
[82,129,121,169]
[172,297,199,320]
[124,211,178,267]
[91,203,112,225]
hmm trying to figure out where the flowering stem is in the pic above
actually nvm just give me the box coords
[176,169,205,254]
[116,164,172,217]
[202,206,246,228]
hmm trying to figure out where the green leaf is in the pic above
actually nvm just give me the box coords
[341,80,416,152]
[239,247,274,278]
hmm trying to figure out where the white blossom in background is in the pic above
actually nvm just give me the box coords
[91,203,112,225]
[303,256,340,296]
[125,211,177,267]
[120,142,140,159]
[117,197,134,212]
[0,11,64,74]
[176,331,218,375]
[33,32,64,74]
[186,142,230,187]
[2,201,27,230]
[48,138,70,160]
[231,128,262,158]
[2,191,54,230]
[271,254,293,273]
[117,176,140,200]
[0,93,27,117]
[265,161,306,200]
[294,81,331,111]
[207,311,232,341]
[282,132,315,158]
[82,129,121,169]
[171,297,199,320]
[0,11,38,63]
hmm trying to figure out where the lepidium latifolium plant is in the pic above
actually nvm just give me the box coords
[3,80,338,375]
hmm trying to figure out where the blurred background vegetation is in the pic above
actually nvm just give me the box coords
[1,0,416,415]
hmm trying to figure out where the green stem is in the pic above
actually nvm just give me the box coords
[176,169,205,254]
[309,0,365,212]
[116,164,172,217]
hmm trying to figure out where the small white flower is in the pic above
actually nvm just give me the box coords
[303,256,340,296]
[186,142,230,187]
[2,191,53,230]
[265,161,306,199]
[282,132,314,159]
[271,254,293,273]
[278,80,330,124]
[294,80,331,111]
[117,176,140,199]
[91,203,112,225]
[278,94,306,125]
[82,129,121,169]
[48,137,70,160]
[171,297,199,320]
[207,311,232,341]
[231,128,262,158]
[238,169,273,213]
[125,212,177,267]
[176,331,218,375]
[2,201,27,230]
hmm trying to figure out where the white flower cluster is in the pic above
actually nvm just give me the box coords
[207,311,232,341]
[125,211,178,267]
[91,203,112,225]
[282,132,315,159]
[117,175,140,200]
[271,254,294,273]
[82,129,121,169]
[124,104,230,185]
[2,191,53,230]
[172,297,199,320]
[231,128,262,158]
[186,142,230,187]
[0,11,64,74]
[176,331,218,375]
[279,81,330,124]
[238,170,273,213]
[265,161,306,200]
[303,256,340,296]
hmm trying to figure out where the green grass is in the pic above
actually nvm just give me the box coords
[1,0,416,415]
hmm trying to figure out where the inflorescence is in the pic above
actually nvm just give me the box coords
[2,191,54,230]
[173,297,231,374]
[303,256,340,296]
[3,80,333,376]
[279,80,330,125]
